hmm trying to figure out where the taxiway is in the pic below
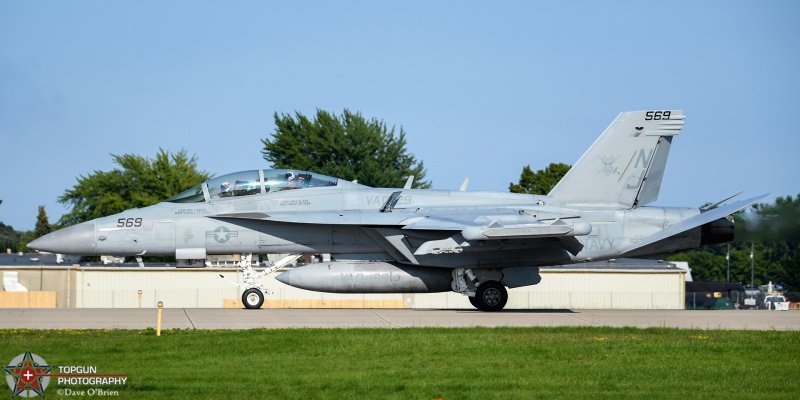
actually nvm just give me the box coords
[1,308,798,330]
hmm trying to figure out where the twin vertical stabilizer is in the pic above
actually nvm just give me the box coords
[547,110,685,209]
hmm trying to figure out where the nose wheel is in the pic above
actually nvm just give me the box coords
[470,281,508,311]
[242,288,265,309]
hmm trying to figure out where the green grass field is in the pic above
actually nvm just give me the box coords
[2,327,798,399]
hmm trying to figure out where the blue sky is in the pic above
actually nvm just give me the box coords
[1,1,798,231]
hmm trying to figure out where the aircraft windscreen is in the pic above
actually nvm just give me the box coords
[264,169,338,192]
[164,184,205,203]
[208,170,261,200]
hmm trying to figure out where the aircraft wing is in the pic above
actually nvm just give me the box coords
[620,194,767,256]
[215,207,592,256]
[216,208,591,239]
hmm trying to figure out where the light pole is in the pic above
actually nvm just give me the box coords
[750,243,755,294]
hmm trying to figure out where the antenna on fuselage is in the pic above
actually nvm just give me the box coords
[404,176,414,189]
[459,177,470,191]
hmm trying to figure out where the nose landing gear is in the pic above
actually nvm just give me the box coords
[218,253,302,309]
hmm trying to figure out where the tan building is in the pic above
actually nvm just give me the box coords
[2,254,684,309]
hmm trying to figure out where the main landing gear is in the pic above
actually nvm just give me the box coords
[470,281,508,312]
[452,268,509,311]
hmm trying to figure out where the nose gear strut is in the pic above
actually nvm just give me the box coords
[219,253,302,309]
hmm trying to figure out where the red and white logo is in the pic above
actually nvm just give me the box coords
[4,351,52,398]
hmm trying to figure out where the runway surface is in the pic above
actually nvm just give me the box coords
[1,308,798,330]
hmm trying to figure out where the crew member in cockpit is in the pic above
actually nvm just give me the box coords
[219,182,232,197]
[285,172,299,189]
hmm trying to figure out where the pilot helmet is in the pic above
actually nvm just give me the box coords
[285,172,295,180]
[220,182,231,192]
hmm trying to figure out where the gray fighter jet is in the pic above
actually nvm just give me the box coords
[30,110,765,311]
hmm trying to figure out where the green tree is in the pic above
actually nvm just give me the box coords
[744,195,800,291]
[15,205,54,253]
[261,109,431,189]
[669,250,727,281]
[744,195,800,243]
[780,243,800,296]
[0,221,24,253]
[34,205,52,238]
[58,149,210,226]
[509,163,571,195]
[17,231,35,253]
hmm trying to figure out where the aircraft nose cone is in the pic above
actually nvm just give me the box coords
[28,223,96,255]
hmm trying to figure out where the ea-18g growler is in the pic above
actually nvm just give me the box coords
[30,110,764,311]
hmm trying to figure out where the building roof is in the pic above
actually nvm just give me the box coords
[0,252,82,267]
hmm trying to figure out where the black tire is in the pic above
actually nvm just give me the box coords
[473,281,508,312]
[242,288,264,309]
[468,295,480,309]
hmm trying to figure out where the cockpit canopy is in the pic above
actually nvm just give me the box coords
[164,169,344,203]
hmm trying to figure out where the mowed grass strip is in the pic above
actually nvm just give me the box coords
[1,327,798,399]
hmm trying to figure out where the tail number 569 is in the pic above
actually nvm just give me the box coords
[645,111,671,120]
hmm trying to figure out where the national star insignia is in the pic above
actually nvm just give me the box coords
[206,226,239,243]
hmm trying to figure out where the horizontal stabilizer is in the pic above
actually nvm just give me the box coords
[621,194,767,255]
